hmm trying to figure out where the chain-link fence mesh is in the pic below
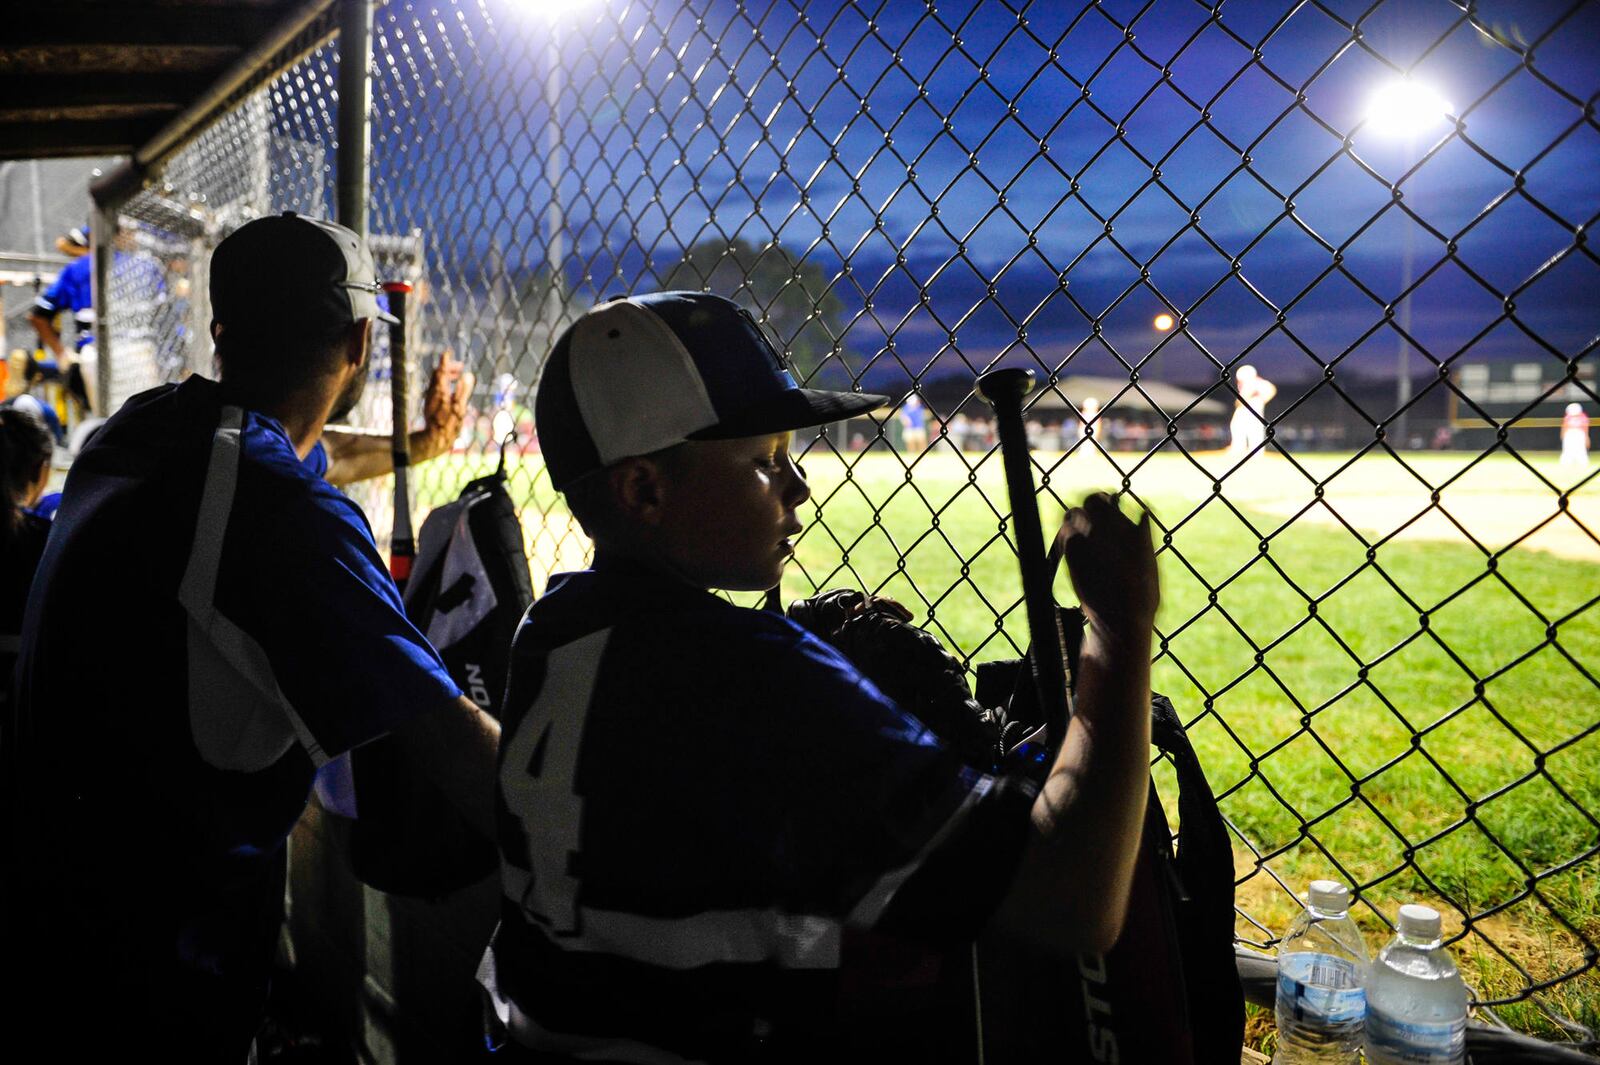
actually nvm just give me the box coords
[95,0,1597,1048]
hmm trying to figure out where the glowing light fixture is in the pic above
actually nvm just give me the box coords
[521,0,591,10]
[1153,313,1175,332]
[1365,77,1452,138]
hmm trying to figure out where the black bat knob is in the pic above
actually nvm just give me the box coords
[975,368,1037,409]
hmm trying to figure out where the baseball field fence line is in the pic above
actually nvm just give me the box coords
[90,0,1596,1052]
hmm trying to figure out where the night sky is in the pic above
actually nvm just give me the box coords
[362,0,1599,401]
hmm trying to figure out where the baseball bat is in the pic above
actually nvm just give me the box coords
[976,368,1072,753]
[384,281,414,590]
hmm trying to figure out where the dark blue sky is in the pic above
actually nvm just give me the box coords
[360,0,1599,397]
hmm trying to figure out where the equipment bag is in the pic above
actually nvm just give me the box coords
[343,462,534,898]
[785,592,1241,1062]
[972,607,1243,1065]
[401,463,535,715]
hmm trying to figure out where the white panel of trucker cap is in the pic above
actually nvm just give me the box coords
[569,299,719,465]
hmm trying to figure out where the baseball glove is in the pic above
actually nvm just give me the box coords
[787,589,1006,770]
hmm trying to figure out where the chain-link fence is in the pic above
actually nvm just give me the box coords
[94,0,1597,1049]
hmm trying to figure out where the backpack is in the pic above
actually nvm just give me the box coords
[343,464,534,898]
[971,607,1243,1065]
[785,593,1242,1062]
[401,464,535,716]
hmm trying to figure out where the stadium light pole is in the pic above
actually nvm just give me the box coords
[542,30,564,317]
[512,0,593,377]
[1365,76,1451,448]
[514,6,592,286]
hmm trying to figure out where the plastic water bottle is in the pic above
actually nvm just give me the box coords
[1273,880,1368,1063]
[1364,904,1469,1064]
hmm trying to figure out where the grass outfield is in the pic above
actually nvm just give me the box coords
[396,444,1599,1044]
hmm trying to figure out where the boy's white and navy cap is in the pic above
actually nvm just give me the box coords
[210,212,399,336]
[536,291,886,490]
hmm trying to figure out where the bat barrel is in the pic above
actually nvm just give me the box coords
[977,367,1071,750]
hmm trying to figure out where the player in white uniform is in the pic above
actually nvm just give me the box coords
[1561,403,1590,469]
[1228,364,1276,460]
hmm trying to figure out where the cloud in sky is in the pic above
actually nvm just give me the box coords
[363,0,1598,388]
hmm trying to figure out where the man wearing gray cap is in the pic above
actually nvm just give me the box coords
[4,213,499,1058]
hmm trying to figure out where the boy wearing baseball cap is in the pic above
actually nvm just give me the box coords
[480,292,1159,1060]
[6,214,499,1057]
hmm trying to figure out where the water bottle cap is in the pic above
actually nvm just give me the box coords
[1397,903,1441,939]
[1307,880,1350,912]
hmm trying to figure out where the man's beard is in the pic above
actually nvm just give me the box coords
[329,362,369,422]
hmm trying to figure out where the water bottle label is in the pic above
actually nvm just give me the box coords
[1364,1004,1465,1064]
[1276,953,1365,1025]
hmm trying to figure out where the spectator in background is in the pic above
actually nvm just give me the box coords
[492,371,522,446]
[3,392,63,446]
[1065,396,1100,454]
[1562,403,1590,469]
[899,392,928,452]
[1081,396,1101,439]
[947,411,972,452]
[0,404,53,704]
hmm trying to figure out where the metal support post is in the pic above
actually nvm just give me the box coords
[90,199,116,416]
[336,0,374,239]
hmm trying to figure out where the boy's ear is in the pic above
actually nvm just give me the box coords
[609,457,667,526]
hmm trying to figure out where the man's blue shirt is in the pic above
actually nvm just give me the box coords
[6,375,460,1042]
[303,437,329,479]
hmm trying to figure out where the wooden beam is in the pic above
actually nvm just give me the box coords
[3,4,285,48]
[0,117,161,159]
[0,73,213,112]
[0,44,239,76]
[0,102,184,124]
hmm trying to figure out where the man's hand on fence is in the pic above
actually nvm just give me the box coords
[1057,492,1160,641]
[410,351,474,463]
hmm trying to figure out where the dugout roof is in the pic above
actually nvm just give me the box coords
[0,0,335,162]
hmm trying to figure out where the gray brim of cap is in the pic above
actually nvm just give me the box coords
[690,388,888,440]
[340,279,401,326]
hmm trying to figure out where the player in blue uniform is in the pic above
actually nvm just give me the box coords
[28,228,95,393]
[4,213,500,1059]
[480,292,1161,1061]
[28,227,93,354]
[26,227,96,425]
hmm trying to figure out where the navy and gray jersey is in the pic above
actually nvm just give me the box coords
[5,375,460,1048]
[480,559,1037,1062]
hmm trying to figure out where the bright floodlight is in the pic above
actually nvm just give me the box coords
[514,0,593,18]
[1365,77,1452,137]
[1153,313,1174,332]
